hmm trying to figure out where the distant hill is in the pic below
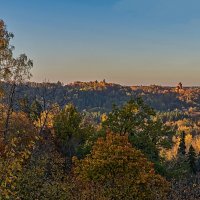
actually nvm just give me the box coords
[1,81,200,115]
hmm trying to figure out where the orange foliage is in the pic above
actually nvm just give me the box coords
[73,133,169,200]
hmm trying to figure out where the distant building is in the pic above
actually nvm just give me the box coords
[176,82,183,92]
[178,82,183,89]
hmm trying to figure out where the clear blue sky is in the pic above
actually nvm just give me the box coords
[1,0,200,86]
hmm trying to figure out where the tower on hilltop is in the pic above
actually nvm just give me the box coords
[177,82,183,90]
[176,82,183,92]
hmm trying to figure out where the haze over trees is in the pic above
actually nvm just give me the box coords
[0,20,200,200]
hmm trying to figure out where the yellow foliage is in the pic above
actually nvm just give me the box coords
[34,104,60,129]
[101,113,107,122]
[0,111,39,199]
[34,111,54,129]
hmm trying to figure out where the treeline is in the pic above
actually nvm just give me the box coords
[1,80,200,115]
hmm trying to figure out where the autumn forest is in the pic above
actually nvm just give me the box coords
[1,19,200,200]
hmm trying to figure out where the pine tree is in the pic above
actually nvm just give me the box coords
[196,153,200,173]
[179,131,186,155]
[188,145,196,174]
[102,98,174,163]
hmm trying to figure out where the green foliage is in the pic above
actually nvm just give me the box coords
[179,131,186,155]
[103,98,174,164]
[0,20,33,82]
[30,99,43,121]
[188,145,197,174]
[0,19,14,80]
[54,103,91,158]
[165,157,190,179]
[76,129,106,158]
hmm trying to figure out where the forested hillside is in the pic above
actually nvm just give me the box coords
[3,80,200,113]
[1,19,200,200]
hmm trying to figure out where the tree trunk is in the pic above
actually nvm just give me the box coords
[4,82,16,140]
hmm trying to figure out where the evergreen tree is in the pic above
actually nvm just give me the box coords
[102,98,174,163]
[196,153,200,173]
[188,145,197,174]
[179,131,186,155]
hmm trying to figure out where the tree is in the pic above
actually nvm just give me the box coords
[0,19,33,140]
[54,103,86,158]
[102,98,173,163]
[0,20,14,79]
[188,145,196,174]
[0,20,32,82]
[30,99,43,121]
[0,111,39,199]
[178,131,186,155]
[34,81,61,135]
[0,19,33,198]
[15,130,70,200]
[73,133,169,200]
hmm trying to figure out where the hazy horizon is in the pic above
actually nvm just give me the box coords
[1,0,200,86]
[23,79,199,88]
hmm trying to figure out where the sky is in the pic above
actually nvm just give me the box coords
[1,0,200,86]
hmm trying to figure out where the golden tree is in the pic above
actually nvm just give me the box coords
[73,133,169,200]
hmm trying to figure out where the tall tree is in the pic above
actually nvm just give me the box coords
[102,98,174,163]
[188,145,196,174]
[30,100,43,121]
[73,133,169,200]
[0,19,33,140]
[179,131,186,156]
[54,103,85,158]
